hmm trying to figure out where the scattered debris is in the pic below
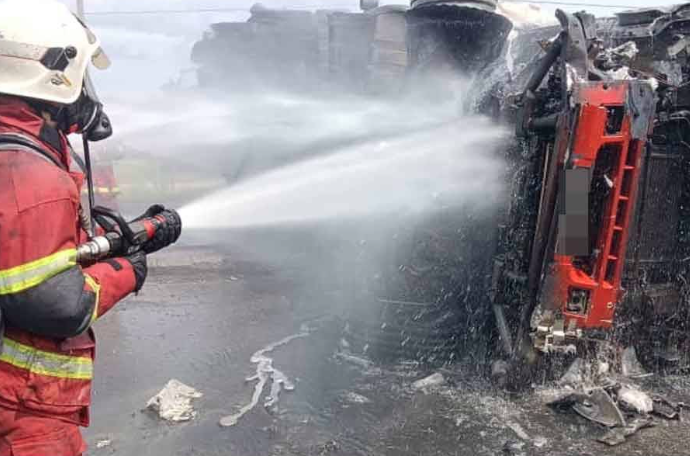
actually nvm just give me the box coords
[533,436,548,448]
[315,440,339,455]
[597,361,610,377]
[558,358,584,386]
[491,360,509,387]
[548,377,686,447]
[573,388,626,428]
[596,41,639,71]
[618,386,653,414]
[549,388,626,427]
[502,439,525,455]
[220,326,310,427]
[652,395,683,420]
[548,391,591,411]
[597,416,655,447]
[335,352,373,369]
[506,421,530,441]
[412,372,446,391]
[146,379,203,422]
[558,358,613,387]
[621,347,650,379]
[606,67,634,81]
[344,392,371,404]
[95,439,112,449]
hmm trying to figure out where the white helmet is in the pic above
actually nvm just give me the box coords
[0,0,110,105]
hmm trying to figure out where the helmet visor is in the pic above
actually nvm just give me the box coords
[91,46,110,70]
[75,14,111,70]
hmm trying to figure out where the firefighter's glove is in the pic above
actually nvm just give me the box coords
[142,208,182,255]
[132,204,166,222]
[125,251,148,293]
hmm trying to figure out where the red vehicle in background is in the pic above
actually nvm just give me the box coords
[75,141,123,212]
[90,161,121,210]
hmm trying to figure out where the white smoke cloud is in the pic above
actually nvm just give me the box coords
[49,0,659,98]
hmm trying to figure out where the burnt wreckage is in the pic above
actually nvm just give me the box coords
[491,4,690,378]
[192,1,690,375]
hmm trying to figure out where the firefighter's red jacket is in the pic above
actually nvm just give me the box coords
[0,98,137,426]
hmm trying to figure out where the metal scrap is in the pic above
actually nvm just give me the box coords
[548,388,626,427]
[595,41,639,71]
[617,386,654,414]
[547,377,687,447]
[572,388,627,428]
[652,395,683,420]
[412,372,446,391]
[597,416,655,447]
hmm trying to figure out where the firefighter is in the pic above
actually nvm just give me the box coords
[0,1,179,454]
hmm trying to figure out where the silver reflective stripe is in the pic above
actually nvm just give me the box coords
[0,338,93,380]
[0,39,46,61]
[0,249,77,295]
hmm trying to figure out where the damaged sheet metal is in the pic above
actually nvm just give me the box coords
[625,81,657,139]
[571,388,627,428]
[549,386,626,428]
[597,416,655,446]
[547,378,687,447]
[555,10,590,81]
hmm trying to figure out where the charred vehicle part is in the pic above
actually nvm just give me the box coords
[489,5,690,381]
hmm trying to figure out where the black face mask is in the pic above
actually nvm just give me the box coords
[43,73,113,142]
[59,91,113,142]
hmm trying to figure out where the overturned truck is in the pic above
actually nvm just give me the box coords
[192,1,690,377]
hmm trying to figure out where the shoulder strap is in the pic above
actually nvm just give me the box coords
[69,145,87,173]
[0,133,65,170]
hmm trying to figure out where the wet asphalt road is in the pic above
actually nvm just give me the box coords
[84,230,690,456]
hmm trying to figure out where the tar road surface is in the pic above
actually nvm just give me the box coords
[85,227,690,456]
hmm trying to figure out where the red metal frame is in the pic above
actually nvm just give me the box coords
[552,82,648,329]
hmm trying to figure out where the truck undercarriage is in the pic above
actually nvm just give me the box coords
[489,5,690,380]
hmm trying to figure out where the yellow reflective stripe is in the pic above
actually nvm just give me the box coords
[0,338,93,380]
[84,274,101,323]
[0,249,77,295]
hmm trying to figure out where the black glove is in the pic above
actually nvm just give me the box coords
[134,205,182,255]
[125,251,148,292]
[132,204,166,222]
